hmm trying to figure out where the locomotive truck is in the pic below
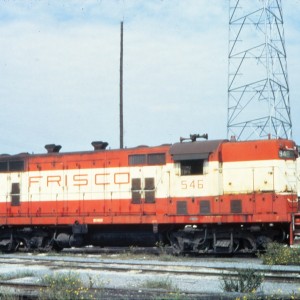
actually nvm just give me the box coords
[0,135,299,253]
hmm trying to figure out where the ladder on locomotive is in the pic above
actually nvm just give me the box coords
[292,213,300,246]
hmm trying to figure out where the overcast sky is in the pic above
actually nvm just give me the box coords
[0,0,300,154]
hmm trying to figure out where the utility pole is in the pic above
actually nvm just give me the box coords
[120,21,124,149]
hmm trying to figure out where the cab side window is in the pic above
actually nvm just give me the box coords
[180,159,204,175]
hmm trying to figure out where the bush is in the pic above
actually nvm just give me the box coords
[258,242,300,265]
[220,268,264,293]
[38,272,95,300]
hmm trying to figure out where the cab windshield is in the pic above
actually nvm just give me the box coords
[279,149,297,159]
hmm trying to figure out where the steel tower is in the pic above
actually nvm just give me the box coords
[227,0,292,140]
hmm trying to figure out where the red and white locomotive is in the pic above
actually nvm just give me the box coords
[0,135,299,253]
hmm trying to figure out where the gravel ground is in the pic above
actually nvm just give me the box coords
[0,254,299,298]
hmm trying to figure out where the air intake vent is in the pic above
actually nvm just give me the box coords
[45,144,62,153]
[177,201,187,215]
[200,200,211,214]
[231,199,242,213]
[91,141,108,151]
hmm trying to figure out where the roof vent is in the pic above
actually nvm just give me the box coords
[91,141,108,151]
[45,144,62,153]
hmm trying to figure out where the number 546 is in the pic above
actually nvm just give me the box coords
[181,180,203,189]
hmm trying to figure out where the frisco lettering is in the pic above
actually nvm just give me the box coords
[28,172,130,187]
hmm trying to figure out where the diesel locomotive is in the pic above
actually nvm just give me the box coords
[0,135,299,253]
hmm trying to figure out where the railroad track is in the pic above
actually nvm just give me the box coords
[0,253,299,283]
[0,254,300,299]
[0,281,215,300]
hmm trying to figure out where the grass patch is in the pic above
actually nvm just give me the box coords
[157,254,175,261]
[220,268,264,293]
[258,242,300,265]
[141,277,177,291]
[0,288,19,300]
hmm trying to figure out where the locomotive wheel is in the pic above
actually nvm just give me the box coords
[2,239,19,253]
[171,241,183,255]
[169,232,184,255]
[52,243,64,252]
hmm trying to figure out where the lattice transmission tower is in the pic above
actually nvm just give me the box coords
[227,0,292,140]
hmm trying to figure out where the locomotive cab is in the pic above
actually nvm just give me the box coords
[168,138,299,253]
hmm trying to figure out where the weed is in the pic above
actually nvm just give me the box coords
[236,289,300,299]
[156,241,168,254]
[155,241,175,261]
[38,272,96,300]
[258,242,300,265]
[220,268,264,293]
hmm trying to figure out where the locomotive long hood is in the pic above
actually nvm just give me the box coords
[169,139,227,161]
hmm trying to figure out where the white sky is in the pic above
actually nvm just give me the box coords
[0,0,299,154]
